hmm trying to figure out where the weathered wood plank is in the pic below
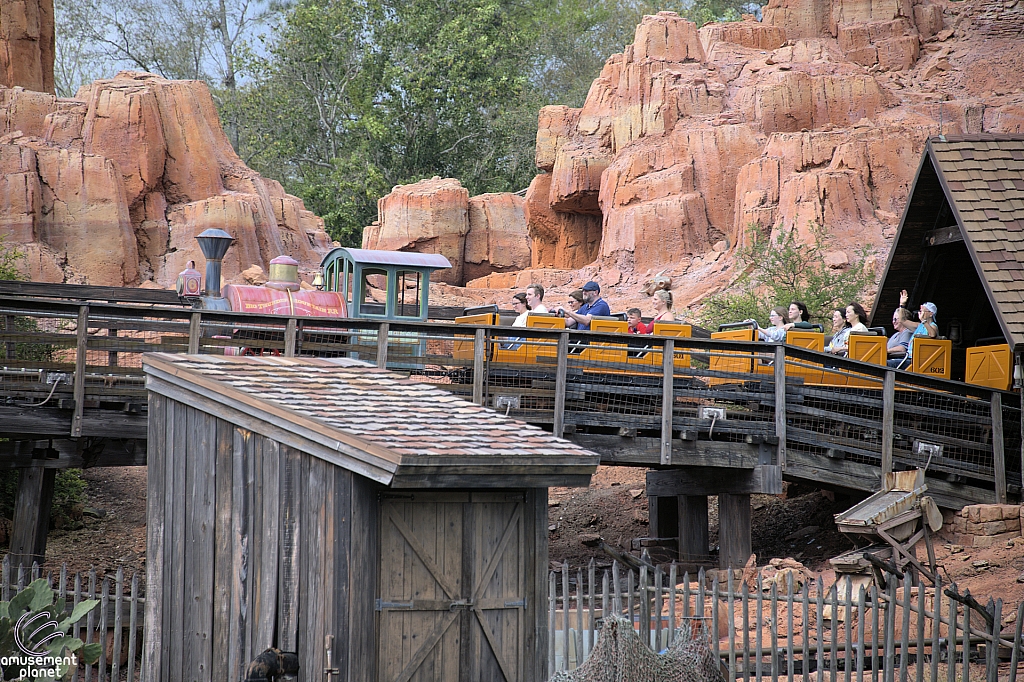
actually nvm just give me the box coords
[348,476,379,682]
[227,427,250,682]
[71,305,89,437]
[568,434,763,468]
[211,418,233,682]
[143,392,166,682]
[167,401,187,682]
[473,328,486,405]
[331,466,353,679]
[255,437,281,652]
[662,340,675,465]
[183,407,215,682]
[376,322,389,368]
[8,465,56,568]
[299,453,325,682]
[276,445,301,653]
[554,333,568,438]
[677,495,710,562]
[718,493,751,569]
[882,371,895,476]
[774,345,786,470]
[992,393,1006,504]
[646,466,782,496]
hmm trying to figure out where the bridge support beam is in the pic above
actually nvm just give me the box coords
[9,465,56,570]
[677,495,710,562]
[718,493,752,570]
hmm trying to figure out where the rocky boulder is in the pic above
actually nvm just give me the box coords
[0,0,54,93]
[0,72,333,286]
[364,178,532,286]
[464,193,531,283]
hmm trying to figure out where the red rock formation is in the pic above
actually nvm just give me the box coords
[363,177,470,285]
[0,0,54,93]
[364,178,532,286]
[0,72,332,286]
[464,193,531,283]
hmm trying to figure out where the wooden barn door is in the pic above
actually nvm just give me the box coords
[377,492,526,682]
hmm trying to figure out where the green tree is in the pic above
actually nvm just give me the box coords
[229,0,543,244]
[698,223,876,330]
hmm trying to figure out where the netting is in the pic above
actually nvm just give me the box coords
[549,617,723,682]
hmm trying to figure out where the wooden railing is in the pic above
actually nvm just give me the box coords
[0,296,1019,506]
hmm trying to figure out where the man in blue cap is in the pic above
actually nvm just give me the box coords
[558,281,610,330]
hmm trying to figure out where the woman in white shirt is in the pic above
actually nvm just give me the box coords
[828,302,868,355]
[511,293,530,327]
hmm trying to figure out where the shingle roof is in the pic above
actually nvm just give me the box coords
[930,135,1024,348]
[143,353,598,487]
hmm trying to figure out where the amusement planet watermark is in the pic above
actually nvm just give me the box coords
[1,611,77,679]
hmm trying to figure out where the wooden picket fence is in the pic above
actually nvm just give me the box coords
[1,556,145,682]
[548,559,1024,682]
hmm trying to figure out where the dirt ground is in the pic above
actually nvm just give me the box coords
[7,464,1024,616]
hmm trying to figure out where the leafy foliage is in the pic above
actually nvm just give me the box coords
[698,224,876,329]
[0,470,88,535]
[0,234,25,281]
[0,578,100,680]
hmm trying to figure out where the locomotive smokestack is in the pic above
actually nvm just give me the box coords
[195,228,234,298]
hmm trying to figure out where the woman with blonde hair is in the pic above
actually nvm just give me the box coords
[643,289,676,333]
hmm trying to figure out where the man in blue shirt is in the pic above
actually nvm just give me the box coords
[558,281,610,330]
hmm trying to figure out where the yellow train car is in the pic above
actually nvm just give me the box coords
[965,343,1011,390]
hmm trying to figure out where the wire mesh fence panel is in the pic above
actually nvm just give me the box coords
[891,378,997,487]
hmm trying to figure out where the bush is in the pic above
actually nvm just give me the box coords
[0,578,100,679]
[698,223,876,330]
[0,469,88,538]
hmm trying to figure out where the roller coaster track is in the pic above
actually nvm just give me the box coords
[0,294,1018,510]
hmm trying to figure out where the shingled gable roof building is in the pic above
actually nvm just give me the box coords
[141,354,599,682]
[873,135,1024,380]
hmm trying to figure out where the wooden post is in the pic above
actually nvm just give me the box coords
[991,392,1006,504]
[108,326,119,367]
[882,370,895,477]
[4,314,14,360]
[376,322,389,369]
[774,345,786,470]
[188,312,202,354]
[71,305,89,437]
[9,465,56,569]
[472,328,485,406]
[718,493,751,569]
[677,496,709,561]
[284,317,297,357]
[554,332,568,438]
[661,339,674,465]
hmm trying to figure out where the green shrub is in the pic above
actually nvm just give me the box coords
[698,223,876,330]
[0,578,100,680]
[0,470,88,536]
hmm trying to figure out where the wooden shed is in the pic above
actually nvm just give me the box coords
[141,354,599,682]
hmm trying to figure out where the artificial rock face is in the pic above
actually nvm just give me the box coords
[0,72,332,286]
[363,177,531,286]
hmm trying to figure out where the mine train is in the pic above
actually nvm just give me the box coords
[180,229,1013,392]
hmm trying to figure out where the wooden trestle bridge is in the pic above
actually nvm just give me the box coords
[2,287,1020,569]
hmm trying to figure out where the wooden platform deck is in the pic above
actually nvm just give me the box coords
[1,294,1018,513]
